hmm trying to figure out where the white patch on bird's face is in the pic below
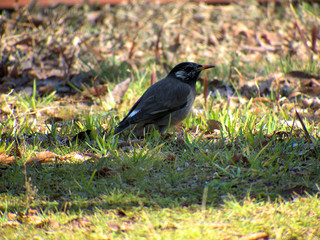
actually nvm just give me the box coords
[174,64,201,82]
[128,109,140,118]
[175,70,187,79]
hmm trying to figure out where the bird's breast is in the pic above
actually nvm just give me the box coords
[170,91,196,125]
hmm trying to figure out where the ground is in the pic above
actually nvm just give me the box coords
[0,1,320,239]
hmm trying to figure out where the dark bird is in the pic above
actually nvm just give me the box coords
[114,62,215,136]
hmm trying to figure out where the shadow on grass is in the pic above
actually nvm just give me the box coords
[1,136,319,214]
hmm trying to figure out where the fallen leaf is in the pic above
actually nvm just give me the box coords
[39,84,55,95]
[26,151,66,164]
[82,84,109,98]
[2,221,20,227]
[240,232,269,240]
[27,215,43,225]
[0,155,16,165]
[107,77,131,104]
[164,154,176,163]
[107,222,121,232]
[45,117,64,124]
[286,71,320,80]
[9,64,19,78]
[260,32,283,46]
[119,221,133,231]
[158,221,179,230]
[7,212,17,221]
[230,153,250,166]
[83,41,106,62]
[65,217,92,229]
[232,22,255,41]
[27,208,39,216]
[13,36,37,47]
[116,209,127,217]
[35,218,60,229]
[301,98,312,108]
[207,119,223,132]
[95,167,118,177]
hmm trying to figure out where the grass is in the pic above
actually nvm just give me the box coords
[1,195,320,239]
[1,94,319,238]
[1,1,320,239]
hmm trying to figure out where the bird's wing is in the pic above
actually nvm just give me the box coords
[118,79,191,127]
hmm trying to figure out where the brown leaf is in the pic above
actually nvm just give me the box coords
[35,218,60,229]
[27,208,38,216]
[65,217,92,229]
[232,22,255,40]
[164,154,176,163]
[301,98,312,108]
[300,86,320,96]
[253,138,269,147]
[107,77,131,104]
[82,84,109,98]
[286,71,320,80]
[27,215,43,224]
[119,221,133,231]
[107,222,121,232]
[30,15,45,27]
[168,34,180,52]
[83,41,106,62]
[26,151,67,164]
[8,140,21,158]
[9,64,19,78]
[260,32,282,46]
[45,117,64,124]
[65,152,93,161]
[240,77,274,98]
[0,154,16,165]
[158,221,179,230]
[14,36,37,47]
[230,153,250,166]
[311,98,320,110]
[7,212,17,221]
[207,119,223,132]
[39,84,55,95]
[240,232,269,240]
[128,32,138,60]
[311,24,318,54]
[95,167,118,177]
[86,11,103,25]
[116,209,127,217]
[2,221,20,227]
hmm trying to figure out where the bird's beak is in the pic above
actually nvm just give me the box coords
[200,65,215,70]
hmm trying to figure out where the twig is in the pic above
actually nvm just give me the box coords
[289,0,319,61]
[311,24,318,54]
[128,32,138,60]
[295,110,312,142]
[203,71,208,105]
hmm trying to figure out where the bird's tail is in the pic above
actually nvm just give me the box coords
[113,123,129,135]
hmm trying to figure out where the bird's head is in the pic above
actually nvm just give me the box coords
[169,62,215,83]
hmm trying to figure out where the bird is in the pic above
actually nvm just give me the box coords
[114,62,215,136]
